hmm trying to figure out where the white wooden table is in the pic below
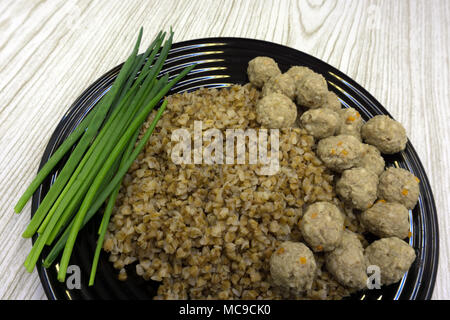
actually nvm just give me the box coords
[0,0,448,300]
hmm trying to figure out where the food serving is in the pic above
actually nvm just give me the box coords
[14,30,424,300]
[102,56,419,299]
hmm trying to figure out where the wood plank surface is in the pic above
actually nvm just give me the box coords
[0,0,448,300]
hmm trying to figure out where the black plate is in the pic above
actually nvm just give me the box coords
[32,37,439,300]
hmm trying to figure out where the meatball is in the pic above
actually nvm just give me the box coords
[262,73,296,100]
[365,237,416,285]
[360,201,410,239]
[336,167,378,210]
[323,91,342,112]
[299,108,340,139]
[358,144,385,176]
[325,230,368,289]
[295,72,328,109]
[300,201,345,252]
[317,135,364,172]
[378,167,420,209]
[256,93,297,128]
[247,56,281,88]
[285,65,314,83]
[337,107,363,140]
[270,241,317,291]
[361,115,407,154]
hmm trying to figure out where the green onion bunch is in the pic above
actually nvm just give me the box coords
[14,28,194,285]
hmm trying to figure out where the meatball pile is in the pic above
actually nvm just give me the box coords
[247,57,418,295]
[247,56,342,130]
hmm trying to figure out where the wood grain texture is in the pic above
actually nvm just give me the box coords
[0,0,448,300]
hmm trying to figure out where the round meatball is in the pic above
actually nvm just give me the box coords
[361,115,407,154]
[337,107,363,140]
[365,237,416,285]
[295,72,328,109]
[300,202,345,252]
[285,65,314,83]
[262,73,296,100]
[256,93,297,128]
[358,144,385,176]
[336,167,378,210]
[360,201,410,239]
[317,135,364,172]
[325,230,368,289]
[270,241,317,291]
[299,108,340,139]
[323,91,342,112]
[247,56,281,88]
[378,167,420,209]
